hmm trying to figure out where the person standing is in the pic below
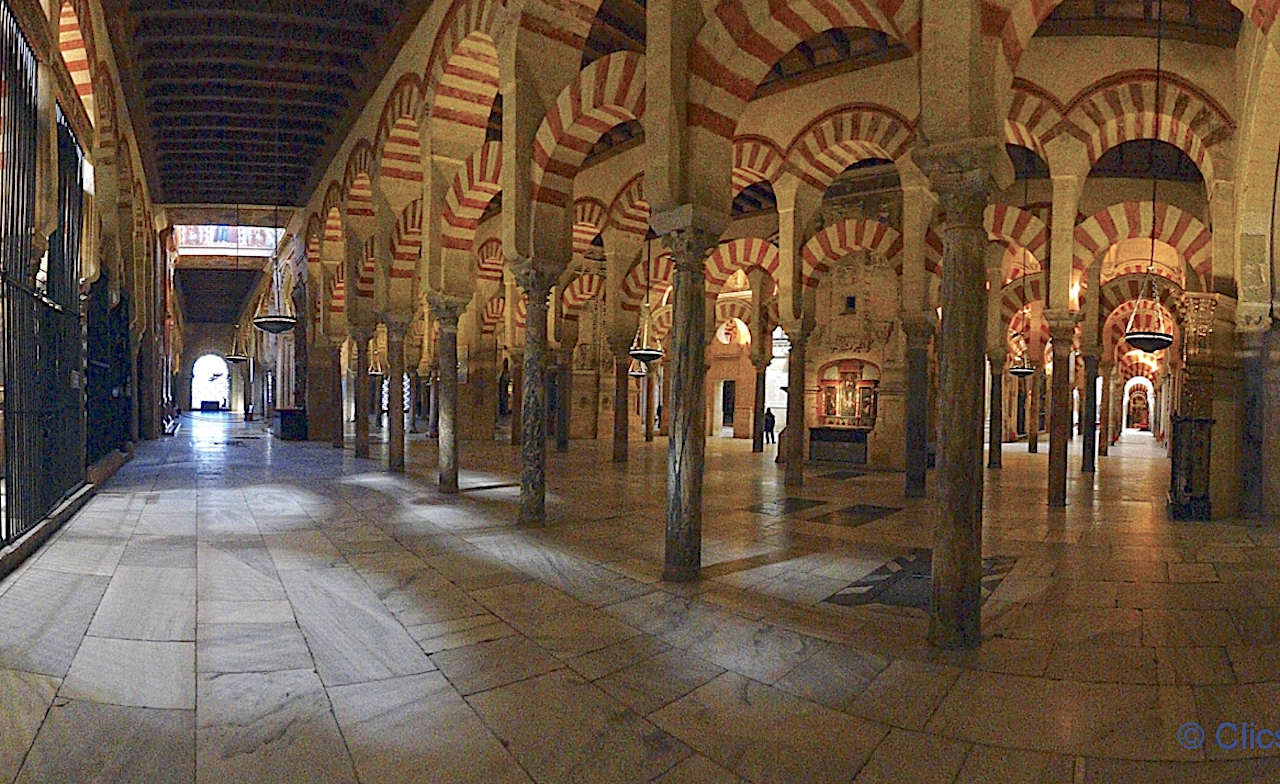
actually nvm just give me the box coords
[763,408,775,444]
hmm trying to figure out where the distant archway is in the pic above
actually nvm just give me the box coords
[191,354,230,410]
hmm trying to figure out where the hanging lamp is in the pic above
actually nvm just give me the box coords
[629,235,664,363]
[252,14,297,335]
[368,344,386,376]
[1008,330,1034,377]
[628,357,648,378]
[226,323,249,364]
[1123,0,1174,355]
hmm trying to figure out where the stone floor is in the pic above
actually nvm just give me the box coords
[0,412,1276,783]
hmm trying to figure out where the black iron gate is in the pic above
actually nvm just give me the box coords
[0,3,87,542]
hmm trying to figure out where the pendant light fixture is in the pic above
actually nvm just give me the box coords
[368,343,386,376]
[1009,330,1034,377]
[1124,0,1174,354]
[628,357,648,378]
[253,3,297,335]
[226,323,249,364]
[629,235,664,364]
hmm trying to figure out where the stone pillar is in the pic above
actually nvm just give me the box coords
[645,366,656,442]
[329,343,344,448]
[513,260,558,526]
[409,372,420,434]
[1046,313,1077,506]
[509,350,523,445]
[784,331,808,487]
[915,144,995,650]
[751,358,768,453]
[351,328,372,458]
[903,319,933,496]
[556,349,572,452]
[987,352,1003,469]
[1027,366,1041,453]
[660,226,713,582]
[611,346,630,462]
[429,366,440,438]
[428,295,468,492]
[386,320,408,472]
[1081,350,1100,470]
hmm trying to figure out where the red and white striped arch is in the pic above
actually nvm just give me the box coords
[328,265,346,317]
[802,219,903,289]
[531,51,645,209]
[378,114,424,205]
[620,252,674,312]
[343,142,377,218]
[705,237,781,296]
[733,136,785,195]
[476,237,504,283]
[441,141,502,252]
[1098,272,1183,323]
[424,0,505,100]
[688,0,918,141]
[561,273,605,320]
[356,238,377,301]
[652,304,673,341]
[481,295,505,336]
[986,204,1048,266]
[514,294,528,330]
[1073,202,1211,284]
[1007,307,1049,357]
[1103,299,1181,362]
[573,198,607,256]
[321,207,344,263]
[1000,272,1046,325]
[374,74,425,150]
[1005,82,1063,163]
[785,104,915,190]
[425,13,501,158]
[57,1,94,120]
[715,297,754,329]
[607,174,649,239]
[391,200,422,282]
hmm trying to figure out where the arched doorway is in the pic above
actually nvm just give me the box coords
[1123,377,1154,432]
[191,354,230,411]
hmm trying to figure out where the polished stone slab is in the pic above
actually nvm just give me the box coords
[0,568,110,677]
[197,623,313,673]
[61,636,195,710]
[0,669,60,784]
[430,636,562,696]
[87,566,196,642]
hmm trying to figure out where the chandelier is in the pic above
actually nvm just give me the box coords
[628,235,664,363]
[226,323,249,364]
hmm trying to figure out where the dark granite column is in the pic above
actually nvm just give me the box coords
[329,343,344,448]
[751,358,768,453]
[987,352,1004,469]
[784,331,808,487]
[409,371,420,434]
[556,349,572,452]
[662,228,713,581]
[645,365,656,442]
[903,319,933,496]
[1097,362,1111,456]
[428,294,469,493]
[611,347,630,463]
[351,328,372,459]
[429,365,440,438]
[1027,366,1041,453]
[915,143,995,650]
[513,259,558,526]
[1046,314,1077,507]
[508,350,523,446]
[386,319,408,472]
[1081,349,1100,472]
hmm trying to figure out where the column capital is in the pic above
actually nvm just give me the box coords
[1044,309,1080,343]
[901,316,935,347]
[1079,345,1103,360]
[348,324,374,342]
[911,137,1006,220]
[509,255,560,299]
[426,291,470,332]
[384,314,412,340]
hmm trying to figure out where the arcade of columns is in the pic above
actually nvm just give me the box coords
[216,0,1280,649]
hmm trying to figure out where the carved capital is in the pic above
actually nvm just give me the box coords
[912,138,1006,226]
[348,325,374,343]
[1044,309,1080,343]
[901,316,935,348]
[509,255,560,299]
[426,291,470,333]
[660,229,718,273]
[1236,301,1272,335]
[1178,292,1218,360]
[384,314,412,341]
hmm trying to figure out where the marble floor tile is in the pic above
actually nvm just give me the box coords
[430,636,563,695]
[196,668,357,784]
[565,634,672,681]
[119,535,198,568]
[472,581,640,658]
[34,539,127,576]
[0,669,61,784]
[197,623,313,673]
[847,660,961,731]
[197,540,286,602]
[16,699,194,784]
[774,642,891,710]
[197,599,296,625]
[328,672,530,784]
[260,530,345,571]
[468,669,689,784]
[61,636,195,710]
[652,671,888,784]
[357,567,487,626]
[279,567,433,685]
[853,728,970,783]
[954,746,1076,783]
[407,614,518,654]
[594,649,725,716]
[0,568,110,677]
[87,566,196,642]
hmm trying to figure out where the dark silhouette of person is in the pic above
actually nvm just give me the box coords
[763,408,776,444]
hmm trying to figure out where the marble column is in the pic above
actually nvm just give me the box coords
[987,352,1004,469]
[508,351,523,445]
[916,147,994,650]
[428,295,468,492]
[1081,350,1100,472]
[409,372,420,434]
[429,366,440,438]
[611,347,630,462]
[662,228,712,581]
[329,343,344,448]
[513,259,558,526]
[1046,314,1077,507]
[751,358,768,453]
[659,362,671,436]
[784,331,808,487]
[903,319,933,496]
[386,319,408,472]
[644,365,656,442]
[1027,366,1041,453]
[556,349,572,452]
[351,328,372,459]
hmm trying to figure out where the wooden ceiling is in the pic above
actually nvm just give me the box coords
[102,0,433,207]
[174,267,263,324]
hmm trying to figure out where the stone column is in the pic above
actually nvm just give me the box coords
[903,319,933,496]
[987,352,1004,469]
[351,328,372,458]
[1027,366,1041,453]
[513,259,558,526]
[508,350,523,445]
[610,345,630,462]
[1097,362,1112,456]
[659,362,671,436]
[660,226,713,582]
[429,366,441,438]
[751,357,768,453]
[784,331,808,487]
[428,294,469,493]
[386,319,409,472]
[556,349,572,452]
[1081,349,1100,472]
[409,372,420,434]
[329,343,344,448]
[915,144,995,650]
[644,366,656,442]
[1046,312,1077,506]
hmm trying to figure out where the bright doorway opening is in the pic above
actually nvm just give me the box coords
[191,354,230,411]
